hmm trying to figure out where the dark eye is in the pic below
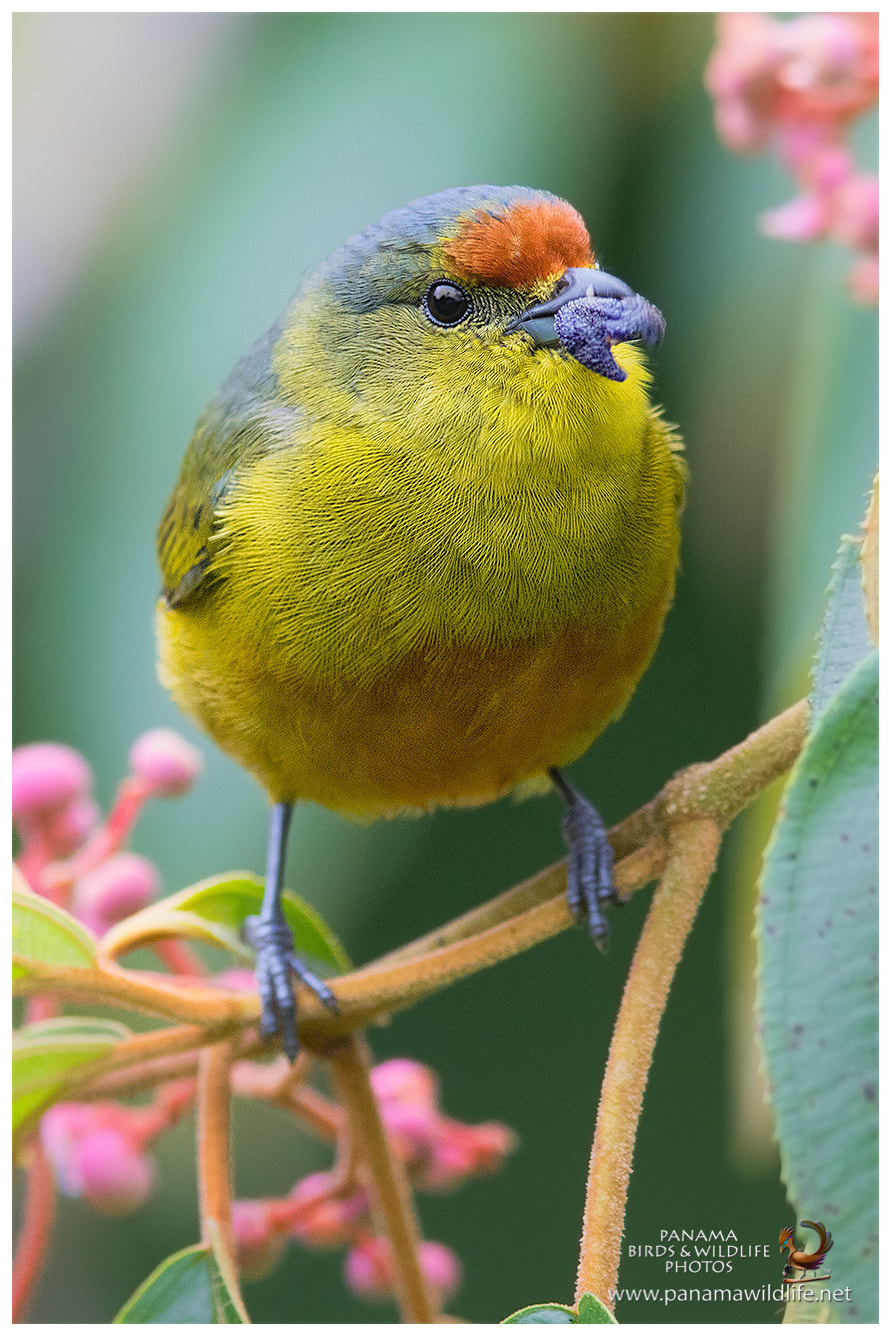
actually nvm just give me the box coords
[423,281,472,327]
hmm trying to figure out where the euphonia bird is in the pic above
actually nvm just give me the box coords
[157,185,684,1057]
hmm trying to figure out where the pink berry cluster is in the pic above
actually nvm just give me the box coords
[705,11,878,302]
[12,730,202,932]
[230,1058,516,1304]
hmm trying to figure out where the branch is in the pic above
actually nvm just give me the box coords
[196,1041,250,1323]
[575,817,723,1309]
[327,1035,438,1324]
[12,1140,56,1321]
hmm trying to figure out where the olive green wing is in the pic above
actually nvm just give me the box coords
[158,322,300,608]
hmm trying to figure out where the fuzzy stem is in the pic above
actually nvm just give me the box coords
[575,817,723,1309]
[196,1040,250,1323]
[328,1035,437,1324]
[12,1140,57,1321]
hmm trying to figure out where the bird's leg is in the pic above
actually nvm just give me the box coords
[549,769,616,948]
[243,801,338,1060]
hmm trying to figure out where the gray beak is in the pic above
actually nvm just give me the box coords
[507,266,665,381]
[507,267,636,346]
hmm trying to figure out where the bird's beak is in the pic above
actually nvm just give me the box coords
[507,266,665,382]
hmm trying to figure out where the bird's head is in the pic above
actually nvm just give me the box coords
[271,185,665,439]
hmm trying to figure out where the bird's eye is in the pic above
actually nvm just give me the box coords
[423,282,472,327]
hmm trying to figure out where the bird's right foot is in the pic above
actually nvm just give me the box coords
[243,913,338,1061]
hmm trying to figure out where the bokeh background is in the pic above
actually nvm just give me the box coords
[13,12,877,1325]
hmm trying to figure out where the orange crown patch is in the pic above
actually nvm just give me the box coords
[444,199,593,288]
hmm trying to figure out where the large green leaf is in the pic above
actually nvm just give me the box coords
[12,878,98,980]
[810,533,873,722]
[758,649,878,1323]
[100,872,350,972]
[114,1244,245,1323]
[13,1016,132,1142]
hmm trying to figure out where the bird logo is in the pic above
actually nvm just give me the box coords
[779,1220,833,1283]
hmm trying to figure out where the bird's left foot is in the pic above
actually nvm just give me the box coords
[550,768,616,948]
[243,914,338,1061]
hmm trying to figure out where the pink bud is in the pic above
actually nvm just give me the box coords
[76,1127,156,1215]
[288,1174,369,1249]
[343,1235,394,1301]
[43,796,101,859]
[232,1199,286,1280]
[41,1103,95,1194]
[12,744,92,826]
[129,729,202,798]
[381,1101,440,1166]
[713,98,769,154]
[370,1059,439,1109]
[71,852,159,936]
[759,193,828,242]
[419,1240,462,1302]
[41,1105,155,1215]
[419,1119,518,1192]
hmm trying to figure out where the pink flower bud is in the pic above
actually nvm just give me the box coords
[41,1104,155,1216]
[76,1127,156,1215]
[71,852,159,936]
[343,1235,394,1301]
[343,1236,461,1306]
[760,193,828,242]
[129,729,202,798]
[370,1058,439,1109]
[43,796,101,859]
[381,1101,440,1167]
[713,98,769,154]
[288,1173,369,1250]
[418,1119,518,1192]
[419,1240,462,1302]
[12,744,92,826]
[41,1102,94,1193]
[232,1199,286,1280]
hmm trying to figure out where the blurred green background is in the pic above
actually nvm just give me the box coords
[13,12,877,1325]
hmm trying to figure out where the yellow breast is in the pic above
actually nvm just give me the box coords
[158,341,683,815]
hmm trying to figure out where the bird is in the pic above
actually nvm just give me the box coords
[779,1221,834,1281]
[156,184,685,1058]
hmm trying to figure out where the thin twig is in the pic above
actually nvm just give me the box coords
[575,817,723,1308]
[197,1041,250,1323]
[12,1140,56,1321]
[328,1034,437,1324]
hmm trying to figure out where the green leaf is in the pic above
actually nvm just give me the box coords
[576,1293,618,1323]
[503,1297,617,1324]
[13,1017,132,1141]
[114,1244,246,1323]
[101,872,350,972]
[810,533,873,721]
[758,648,878,1323]
[12,880,98,980]
[503,1304,578,1324]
